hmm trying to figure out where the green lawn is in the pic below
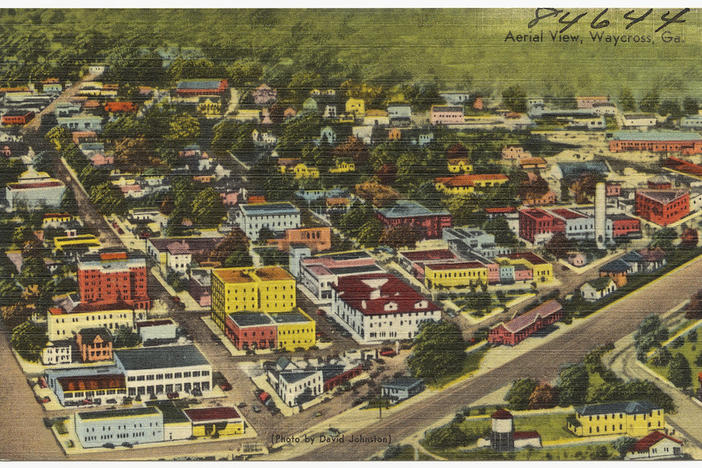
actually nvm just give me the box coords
[383,445,415,460]
[647,331,702,391]
[426,443,616,461]
[458,412,575,443]
[430,347,488,389]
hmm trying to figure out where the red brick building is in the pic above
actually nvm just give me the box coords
[269,226,332,253]
[518,208,565,243]
[322,364,363,392]
[104,101,137,113]
[611,214,642,239]
[635,189,690,226]
[376,200,452,239]
[224,312,277,350]
[2,110,35,126]
[77,250,150,309]
[488,299,563,346]
[609,131,702,155]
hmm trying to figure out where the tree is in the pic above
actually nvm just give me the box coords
[668,353,692,389]
[191,187,225,228]
[466,291,491,312]
[286,71,322,105]
[380,224,420,250]
[423,424,471,449]
[165,113,200,148]
[683,97,699,115]
[402,81,442,112]
[557,364,589,406]
[545,232,573,259]
[560,179,570,203]
[223,250,253,268]
[113,327,140,348]
[10,320,47,362]
[650,227,677,250]
[209,228,249,264]
[528,383,558,409]
[649,347,672,367]
[502,85,527,113]
[228,59,263,88]
[356,218,384,248]
[506,378,537,410]
[639,89,660,114]
[658,100,682,118]
[613,436,637,459]
[407,321,466,383]
[483,217,517,247]
[619,88,637,112]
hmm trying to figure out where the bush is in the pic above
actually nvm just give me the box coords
[670,337,685,349]
[688,329,698,342]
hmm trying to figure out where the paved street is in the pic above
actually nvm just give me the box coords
[290,253,702,460]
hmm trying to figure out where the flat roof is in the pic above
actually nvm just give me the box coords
[550,208,586,220]
[240,202,299,216]
[77,407,160,421]
[184,407,240,422]
[270,311,311,324]
[329,264,384,276]
[255,266,293,281]
[213,269,254,284]
[228,312,274,327]
[114,345,209,371]
[145,401,189,424]
[612,130,702,141]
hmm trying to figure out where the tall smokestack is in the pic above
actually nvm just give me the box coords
[595,182,606,249]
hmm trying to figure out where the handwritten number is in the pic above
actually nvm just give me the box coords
[656,8,690,33]
[623,9,652,29]
[558,11,587,33]
[590,9,610,29]
[528,8,561,29]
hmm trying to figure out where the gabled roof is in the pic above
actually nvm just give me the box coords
[600,259,630,273]
[575,400,659,416]
[78,327,112,343]
[586,276,614,291]
[498,299,562,334]
[631,431,682,452]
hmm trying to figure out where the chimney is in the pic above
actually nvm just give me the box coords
[595,182,606,249]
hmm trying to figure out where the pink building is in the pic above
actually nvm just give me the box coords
[430,105,464,125]
[514,264,533,282]
[502,146,531,160]
[89,153,113,167]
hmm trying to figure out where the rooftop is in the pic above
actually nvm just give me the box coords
[76,407,160,421]
[382,376,423,389]
[114,345,209,371]
[499,299,562,334]
[612,130,702,141]
[587,276,614,290]
[145,401,189,424]
[425,261,486,271]
[550,208,586,220]
[176,79,226,90]
[503,251,548,265]
[576,400,659,416]
[228,312,274,328]
[636,189,688,204]
[401,249,457,262]
[240,202,300,216]
[632,431,682,452]
[377,200,449,219]
[600,259,630,273]
[184,407,241,422]
[270,311,311,324]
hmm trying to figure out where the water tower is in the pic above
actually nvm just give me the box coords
[490,409,514,451]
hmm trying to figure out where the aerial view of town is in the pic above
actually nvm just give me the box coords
[2,7,702,462]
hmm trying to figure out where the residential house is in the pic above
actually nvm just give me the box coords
[599,259,630,287]
[434,174,509,195]
[345,98,365,118]
[176,79,228,97]
[625,431,684,460]
[76,328,113,362]
[447,158,473,173]
[381,377,424,402]
[57,113,103,131]
[252,84,277,106]
[581,277,617,302]
[387,103,412,127]
[363,110,389,127]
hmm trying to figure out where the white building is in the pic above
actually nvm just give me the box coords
[620,113,657,130]
[165,241,192,274]
[352,126,374,145]
[6,167,66,210]
[330,273,442,344]
[47,302,146,341]
[114,345,212,398]
[137,319,178,343]
[41,340,73,365]
[387,103,412,126]
[236,202,301,241]
[74,406,163,448]
[57,113,103,131]
[581,277,617,302]
[626,431,684,460]
[266,359,323,407]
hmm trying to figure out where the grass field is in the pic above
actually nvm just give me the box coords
[647,330,702,391]
[430,346,489,388]
[426,443,616,461]
[457,412,576,442]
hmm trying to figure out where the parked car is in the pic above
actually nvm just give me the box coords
[171,295,181,304]
[122,442,133,448]
[167,392,179,399]
[106,398,117,404]
[103,443,115,449]
[252,405,261,413]
[374,358,385,364]
[258,392,271,404]
[254,389,264,397]
[219,381,232,391]
[238,402,247,408]
[316,309,326,316]
[379,349,396,357]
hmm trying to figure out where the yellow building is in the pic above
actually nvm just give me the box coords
[434,174,509,195]
[345,98,365,117]
[494,252,554,283]
[293,163,320,179]
[424,261,488,289]
[47,304,145,341]
[53,234,101,253]
[567,401,665,437]
[329,159,356,173]
[271,308,316,351]
[185,407,244,438]
[447,158,473,174]
[211,266,296,329]
[198,96,222,116]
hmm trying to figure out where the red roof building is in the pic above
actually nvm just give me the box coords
[77,250,150,310]
[488,299,563,346]
[104,101,137,113]
[183,407,241,422]
[518,208,565,243]
[635,189,689,226]
[2,110,34,126]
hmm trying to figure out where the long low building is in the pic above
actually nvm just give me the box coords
[488,300,563,346]
[330,273,442,344]
[609,130,702,154]
[75,407,163,448]
[45,366,127,406]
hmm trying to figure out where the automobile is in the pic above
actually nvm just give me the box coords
[122,442,133,448]
[352,398,365,407]
[374,358,385,364]
[316,308,326,316]
[254,388,264,397]
[116,227,124,234]
[252,405,261,413]
[38,377,47,389]
[316,332,323,338]
[238,402,247,408]
[314,411,323,417]
[82,399,93,405]
[219,381,232,391]
[167,392,179,399]
[324,316,334,323]
[258,392,271,404]
[103,443,115,449]
[106,398,117,404]
[379,349,396,357]
[341,331,351,338]
[138,230,151,239]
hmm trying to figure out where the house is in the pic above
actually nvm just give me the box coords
[302,97,319,114]
[330,159,356,174]
[430,105,464,125]
[581,277,617,302]
[41,340,73,365]
[567,400,665,437]
[293,163,320,179]
[57,113,103,131]
[519,157,547,170]
[376,200,452,239]
[599,259,630,287]
[252,84,277,106]
[440,91,471,105]
[626,431,684,460]
[189,268,211,307]
[363,110,389,127]
[609,131,702,155]
[620,113,657,130]
[104,101,137,113]
[387,103,412,126]
[267,360,323,407]
[330,273,442,344]
[502,146,532,160]
[447,158,473,173]
[137,319,178,344]
[488,300,563,346]
[637,247,667,271]
[42,78,63,94]
[236,202,301,241]
[319,126,337,145]
[185,407,244,437]
[210,266,296,329]
[235,108,261,122]
[42,212,77,229]
[74,407,163,448]
[635,189,689,226]
[176,79,228,96]
[345,98,365,117]
[434,174,509,195]
[576,96,609,109]
[567,252,587,267]
[352,125,373,145]
[197,96,222,116]
[75,328,113,362]
[114,345,212,398]
[381,377,424,403]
